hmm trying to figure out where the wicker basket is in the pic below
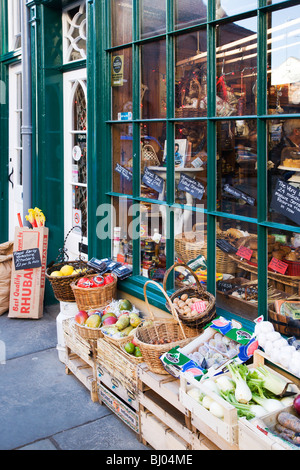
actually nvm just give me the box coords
[133,280,194,375]
[71,273,117,311]
[46,260,93,302]
[175,225,237,274]
[120,343,144,363]
[74,319,104,341]
[102,327,136,348]
[141,144,160,171]
[163,262,216,329]
[268,305,300,339]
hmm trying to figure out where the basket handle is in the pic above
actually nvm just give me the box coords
[163,262,203,293]
[143,280,187,340]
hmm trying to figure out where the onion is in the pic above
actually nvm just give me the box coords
[293,394,300,416]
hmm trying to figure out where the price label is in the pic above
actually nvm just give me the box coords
[191,300,207,313]
[268,257,288,275]
[236,245,253,261]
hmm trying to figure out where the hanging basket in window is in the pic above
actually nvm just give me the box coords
[141,144,160,171]
[45,226,94,303]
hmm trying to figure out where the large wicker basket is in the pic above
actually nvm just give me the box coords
[74,319,104,341]
[163,262,216,329]
[133,280,194,375]
[268,296,300,339]
[175,225,237,274]
[71,273,117,311]
[46,260,93,302]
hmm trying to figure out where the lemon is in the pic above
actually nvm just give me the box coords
[50,271,63,277]
[60,265,74,276]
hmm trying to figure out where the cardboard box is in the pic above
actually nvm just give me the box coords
[8,227,49,319]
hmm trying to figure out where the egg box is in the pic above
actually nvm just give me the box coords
[160,316,258,379]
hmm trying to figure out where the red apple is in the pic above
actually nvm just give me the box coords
[75,310,88,325]
[102,316,118,326]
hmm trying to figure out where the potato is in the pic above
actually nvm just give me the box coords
[181,294,188,302]
[173,297,179,304]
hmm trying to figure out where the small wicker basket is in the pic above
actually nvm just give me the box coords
[133,280,194,375]
[71,273,117,311]
[163,262,216,329]
[74,319,104,340]
[46,260,93,303]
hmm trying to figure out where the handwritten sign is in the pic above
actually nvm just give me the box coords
[216,239,238,254]
[236,245,253,261]
[223,184,255,206]
[115,163,133,182]
[270,179,300,225]
[13,248,42,271]
[268,257,288,275]
[177,173,205,201]
[142,167,164,193]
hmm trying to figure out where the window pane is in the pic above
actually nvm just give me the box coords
[141,202,166,280]
[267,228,300,340]
[216,17,257,117]
[72,133,87,185]
[216,218,258,322]
[268,118,300,227]
[217,0,256,19]
[217,119,257,218]
[141,40,166,119]
[141,122,166,200]
[175,0,207,30]
[112,197,133,267]
[175,121,207,208]
[112,124,133,195]
[111,0,132,47]
[141,0,166,39]
[175,211,207,264]
[111,48,132,121]
[73,185,87,238]
[175,30,207,118]
[63,2,87,63]
[267,5,300,115]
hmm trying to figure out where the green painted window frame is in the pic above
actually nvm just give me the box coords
[99,0,300,330]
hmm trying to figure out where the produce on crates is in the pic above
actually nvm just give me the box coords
[254,319,300,377]
[100,299,145,340]
[124,341,143,357]
[50,264,87,277]
[186,360,298,422]
[274,411,300,447]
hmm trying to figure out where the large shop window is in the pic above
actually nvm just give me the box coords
[106,0,300,334]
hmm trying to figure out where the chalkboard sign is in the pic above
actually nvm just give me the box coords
[270,179,300,225]
[13,248,42,271]
[142,167,164,193]
[114,163,133,182]
[216,239,238,254]
[223,184,255,206]
[177,173,205,201]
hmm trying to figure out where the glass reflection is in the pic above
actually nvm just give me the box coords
[111,0,132,47]
[267,5,300,115]
[175,30,207,118]
[111,48,132,121]
[140,0,166,39]
[141,40,166,119]
[140,122,166,200]
[112,124,133,195]
[217,120,257,218]
[112,197,133,267]
[175,0,207,29]
[216,17,257,116]
[217,0,256,19]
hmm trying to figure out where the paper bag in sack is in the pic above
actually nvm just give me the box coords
[0,241,14,315]
[8,227,49,319]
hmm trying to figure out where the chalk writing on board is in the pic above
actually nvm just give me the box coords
[114,163,133,182]
[270,179,300,225]
[13,248,42,271]
[223,184,255,206]
[142,167,164,193]
[177,173,205,201]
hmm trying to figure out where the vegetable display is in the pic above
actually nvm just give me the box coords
[275,412,300,447]
[186,361,297,423]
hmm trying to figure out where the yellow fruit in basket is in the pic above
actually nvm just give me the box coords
[50,271,63,277]
[85,314,101,328]
[129,313,142,328]
[60,265,74,276]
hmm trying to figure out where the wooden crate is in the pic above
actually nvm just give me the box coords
[65,352,98,403]
[239,406,300,450]
[96,363,139,411]
[63,318,97,368]
[139,389,218,450]
[98,382,140,434]
[180,373,239,449]
[96,338,140,409]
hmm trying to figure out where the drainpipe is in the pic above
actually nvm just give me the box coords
[21,0,32,226]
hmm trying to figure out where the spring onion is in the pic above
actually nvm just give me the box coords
[227,362,252,404]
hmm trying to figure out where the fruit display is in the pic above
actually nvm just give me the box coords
[172,293,209,318]
[76,273,115,288]
[50,264,87,277]
[124,341,143,358]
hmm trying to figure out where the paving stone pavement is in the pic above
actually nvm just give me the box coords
[0,304,149,451]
